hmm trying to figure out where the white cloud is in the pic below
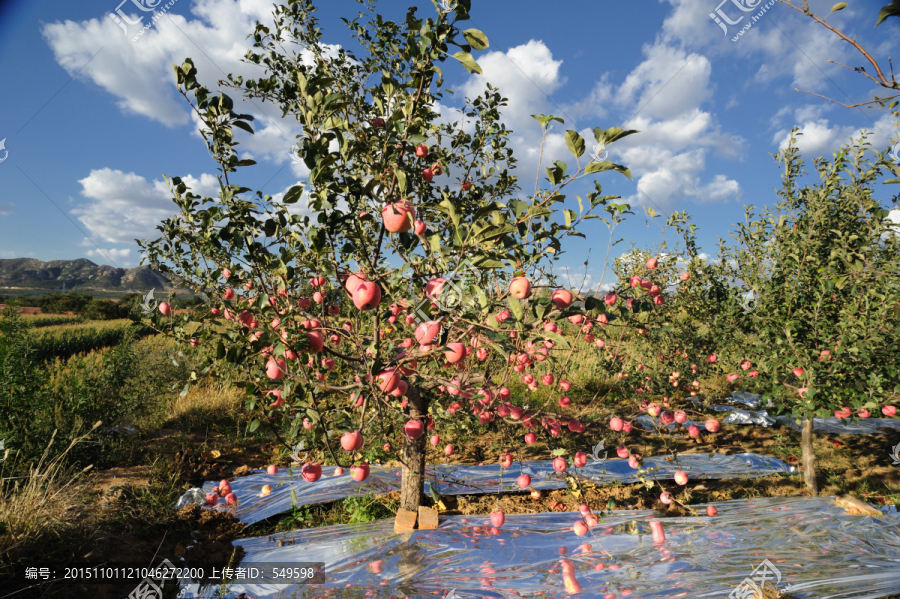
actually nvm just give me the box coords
[73,167,217,244]
[773,113,896,156]
[660,0,853,92]
[86,247,133,266]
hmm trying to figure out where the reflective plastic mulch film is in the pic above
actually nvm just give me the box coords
[177,496,900,599]
[729,391,900,434]
[183,454,793,526]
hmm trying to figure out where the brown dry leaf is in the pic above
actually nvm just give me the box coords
[174,544,186,558]
[201,449,222,460]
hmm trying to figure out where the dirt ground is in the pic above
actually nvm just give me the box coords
[7,401,900,598]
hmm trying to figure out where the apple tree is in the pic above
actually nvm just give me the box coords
[714,133,900,493]
[139,0,645,515]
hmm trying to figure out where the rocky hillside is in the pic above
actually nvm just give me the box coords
[0,258,176,294]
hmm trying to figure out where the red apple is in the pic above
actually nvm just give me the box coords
[490,510,505,527]
[372,118,384,128]
[500,453,513,468]
[422,168,434,181]
[883,405,897,417]
[551,289,574,309]
[266,358,287,380]
[793,367,805,377]
[376,369,401,393]
[224,289,236,300]
[430,434,440,447]
[706,506,718,516]
[604,294,617,306]
[674,471,688,485]
[333,467,343,476]
[382,200,416,233]
[524,433,537,445]
[835,407,851,419]
[609,417,624,432]
[553,457,568,472]
[646,257,658,269]
[415,320,442,345]
[509,277,532,299]
[558,396,571,408]
[225,492,238,505]
[574,452,587,467]
[350,463,370,482]
[414,220,426,235]
[444,444,453,456]
[573,521,588,536]
[404,419,424,439]
[415,144,428,157]
[674,410,687,424]
[352,281,382,311]
[341,431,364,452]
[680,272,690,281]
[301,463,322,482]
[705,419,720,433]
[688,425,700,437]
[343,271,367,294]
[267,465,279,475]
[158,302,172,316]
[616,446,629,458]
[445,343,466,364]
[659,492,672,505]
[517,474,531,488]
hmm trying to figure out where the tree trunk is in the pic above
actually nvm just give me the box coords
[399,387,429,512]
[800,417,818,495]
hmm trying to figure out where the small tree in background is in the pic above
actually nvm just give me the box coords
[717,133,900,493]
[139,0,654,517]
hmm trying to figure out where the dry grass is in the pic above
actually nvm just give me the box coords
[0,425,99,559]
[166,383,245,426]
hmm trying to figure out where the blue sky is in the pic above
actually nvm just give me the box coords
[0,0,897,294]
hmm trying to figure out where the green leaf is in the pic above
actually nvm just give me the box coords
[565,130,586,159]
[876,0,900,24]
[551,448,568,457]
[396,169,408,193]
[541,331,571,349]
[830,2,848,11]
[592,127,639,146]
[451,51,483,75]
[585,161,632,179]
[249,418,261,432]
[508,296,524,321]
[283,185,304,204]
[462,29,489,50]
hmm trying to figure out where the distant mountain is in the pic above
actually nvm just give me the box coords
[0,258,182,296]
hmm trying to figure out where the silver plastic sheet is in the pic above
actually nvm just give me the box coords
[774,415,900,435]
[177,496,900,598]
[713,405,777,427]
[185,454,793,526]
